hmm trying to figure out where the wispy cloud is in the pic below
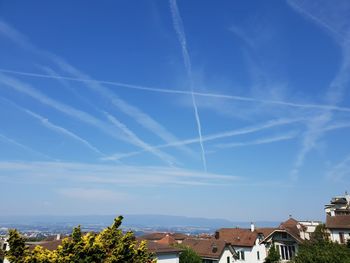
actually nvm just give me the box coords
[26,109,104,156]
[287,0,350,180]
[102,118,302,161]
[215,132,298,149]
[1,68,350,113]
[0,74,178,164]
[105,112,176,166]
[1,95,104,156]
[169,0,207,171]
[0,133,54,160]
[57,188,128,202]
[0,161,239,186]
[0,20,194,158]
[49,57,195,158]
[327,155,350,181]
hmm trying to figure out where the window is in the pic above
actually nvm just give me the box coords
[236,251,245,260]
[279,245,295,260]
[339,232,345,244]
[2,243,6,250]
[280,245,285,260]
[281,232,288,239]
[241,251,245,260]
[227,256,230,263]
[257,251,260,260]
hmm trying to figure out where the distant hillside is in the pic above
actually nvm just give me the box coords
[0,214,279,229]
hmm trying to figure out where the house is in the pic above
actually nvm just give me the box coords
[325,192,350,216]
[140,232,189,244]
[182,238,236,263]
[214,223,275,263]
[0,236,9,263]
[324,192,350,244]
[326,215,350,244]
[146,241,182,263]
[297,220,321,240]
[260,218,303,262]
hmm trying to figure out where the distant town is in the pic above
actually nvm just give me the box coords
[1,192,349,263]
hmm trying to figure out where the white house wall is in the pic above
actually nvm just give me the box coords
[156,253,179,263]
[329,229,350,244]
[218,247,235,263]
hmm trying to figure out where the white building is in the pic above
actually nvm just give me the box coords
[325,192,350,216]
[326,215,350,244]
[297,220,321,240]
[213,223,275,263]
[0,236,10,263]
[324,192,350,244]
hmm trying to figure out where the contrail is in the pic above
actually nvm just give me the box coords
[0,133,54,160]
[0,96,104,156]
[287,0,350,181]
[26,110,104,156]
[169,0,207,171]
[0,73,176,165]
[215,132,298,149]
[102,118,302,161]
[105,112,176,166]
[1,68,350,113]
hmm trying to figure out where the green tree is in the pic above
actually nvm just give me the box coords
[6,216,155,263]
[264,244,280,263]
[178,246,201,263]
[6,229,29,262]
[0,247,4,263]
[311,224,329,242]
[292,240,350,263]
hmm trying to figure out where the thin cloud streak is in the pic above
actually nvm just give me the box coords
[0,74,176,164]
[1,68,350,113]
[102,118,302,161]
[0,96,103,156]
[169,0,207,171]
[288,0,350,180]
[0,161,239,186]
[0,133,54,160]
[26,110,104,156]
[105,112,176,166]
[50,57,194,158]
[215,132,298,149]
[327,155,350,181]
[0,20,194,159]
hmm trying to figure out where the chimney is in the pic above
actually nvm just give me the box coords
[214,231,220,239]
[250,222,255,232]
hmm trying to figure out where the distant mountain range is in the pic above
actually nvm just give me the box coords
[0,214,279,229]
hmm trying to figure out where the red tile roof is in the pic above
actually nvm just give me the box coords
[214,228,275,247]
[157,234,177,245]
[182,238,230,259]
[140,232,188,241]
[146,241,182,254]
[326,215,350,229]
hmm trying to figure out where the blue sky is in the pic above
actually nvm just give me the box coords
[0,0,350,222]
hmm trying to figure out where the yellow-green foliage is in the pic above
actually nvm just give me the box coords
[6,216,156,263]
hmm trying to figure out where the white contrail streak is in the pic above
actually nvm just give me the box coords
[169,0,207,171]
[0,96,104,155]
[0,133,54,160]
[215,132,298,149]
[26,110,104,156]
[102,118,301,161]
[0,74,175,165]
[105,112,176,166]
[1,68,350,113]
